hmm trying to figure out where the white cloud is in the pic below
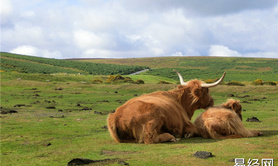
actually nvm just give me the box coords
[0,0,13,16]
[209,45,241,57]
[10,45,37,56]
[10,45,62,59]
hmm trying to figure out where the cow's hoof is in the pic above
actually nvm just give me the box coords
[170,138,177,142]
[258,132,263,136]
[184,132,194,138]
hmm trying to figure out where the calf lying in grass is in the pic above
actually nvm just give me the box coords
[194,99,263,139]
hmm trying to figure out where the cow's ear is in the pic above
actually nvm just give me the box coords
[232,102,241,112]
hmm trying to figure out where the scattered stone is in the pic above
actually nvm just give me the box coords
[134,94,138,96]
[114,91,118,94]
[115,99,127,104]
[227,94,235,97]
[46,143,52,147]
[118,160,129,165]
[94,111,103,115]
[68,158,95,165]
[76,103,81,107]
[33,94,40,97]
[242,101,252,104]
[0,107,18,114]
[229,158,235,162]
[193,151,214,159]
[101,125,108,129]
[98,100,109,103]
[250,98,260,101]
[81,107,92,111]
[58,109,63,112]
[55,87,63,90]
[262,97,267,99]
[67,158,117,166]
[46,106,56,109]
[246,117,261,122]
[237,95,250,98]
[243,109,246,112]
[270,109,275,111]
[14,104,25,107]
[30,88,38,90]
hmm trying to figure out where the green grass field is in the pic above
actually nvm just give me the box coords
[1,72,277,166]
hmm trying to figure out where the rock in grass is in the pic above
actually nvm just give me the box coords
[67,158,117,166]
[118,160,129,165]
[193,151,214,159]
[67,158,95,165]
[246,117,261,122]
[0,107,18,114]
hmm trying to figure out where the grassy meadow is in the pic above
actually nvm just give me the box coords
[1,71,277,166]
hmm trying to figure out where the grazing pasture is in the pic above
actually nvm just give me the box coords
[0,72,277,166]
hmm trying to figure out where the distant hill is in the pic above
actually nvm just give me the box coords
[0,52,148,75]
[77,56,278,82]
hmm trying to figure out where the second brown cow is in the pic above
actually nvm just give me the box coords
[194,99,263,139]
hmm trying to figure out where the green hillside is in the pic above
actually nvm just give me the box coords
[1,52,277,82]
[0,52,148,75]
[79,56,278,82]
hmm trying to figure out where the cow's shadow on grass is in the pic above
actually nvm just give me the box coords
[173,136,222,144]
[171,130,278,144]
[259,130,278,137]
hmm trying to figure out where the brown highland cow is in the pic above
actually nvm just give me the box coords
[107,70,226,144]
[194,99,263,139]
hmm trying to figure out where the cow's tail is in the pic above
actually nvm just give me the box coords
[107,113,121,143]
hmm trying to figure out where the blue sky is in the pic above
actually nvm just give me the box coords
[1,0,277,59]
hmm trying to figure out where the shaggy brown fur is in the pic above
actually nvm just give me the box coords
[194,99,262,139]
[107,80,214,144]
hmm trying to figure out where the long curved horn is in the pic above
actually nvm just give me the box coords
[173,69,188,86]
[201,72,226,88]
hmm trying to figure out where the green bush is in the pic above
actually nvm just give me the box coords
[264,81,277,86]
[92,79,103,84]
[106,75,125,83]
[135,80,145,84]
[252,79,264,85]
[226,81,245,86]
[124,77,135,83]
[106,75,140,84]
[158,80,171,84]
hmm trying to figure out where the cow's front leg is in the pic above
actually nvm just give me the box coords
[184,122,198,138]
[144,120,176,144]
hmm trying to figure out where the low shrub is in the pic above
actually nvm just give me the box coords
[158,80,171,84]
[92,79,103,84]
[135,79,145,84]
[252,79,264,85]
[226,81,245,86]
[106,75,141,84]
[124,77,135,83]
[264,81,277,86]
[106,75,125,83]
